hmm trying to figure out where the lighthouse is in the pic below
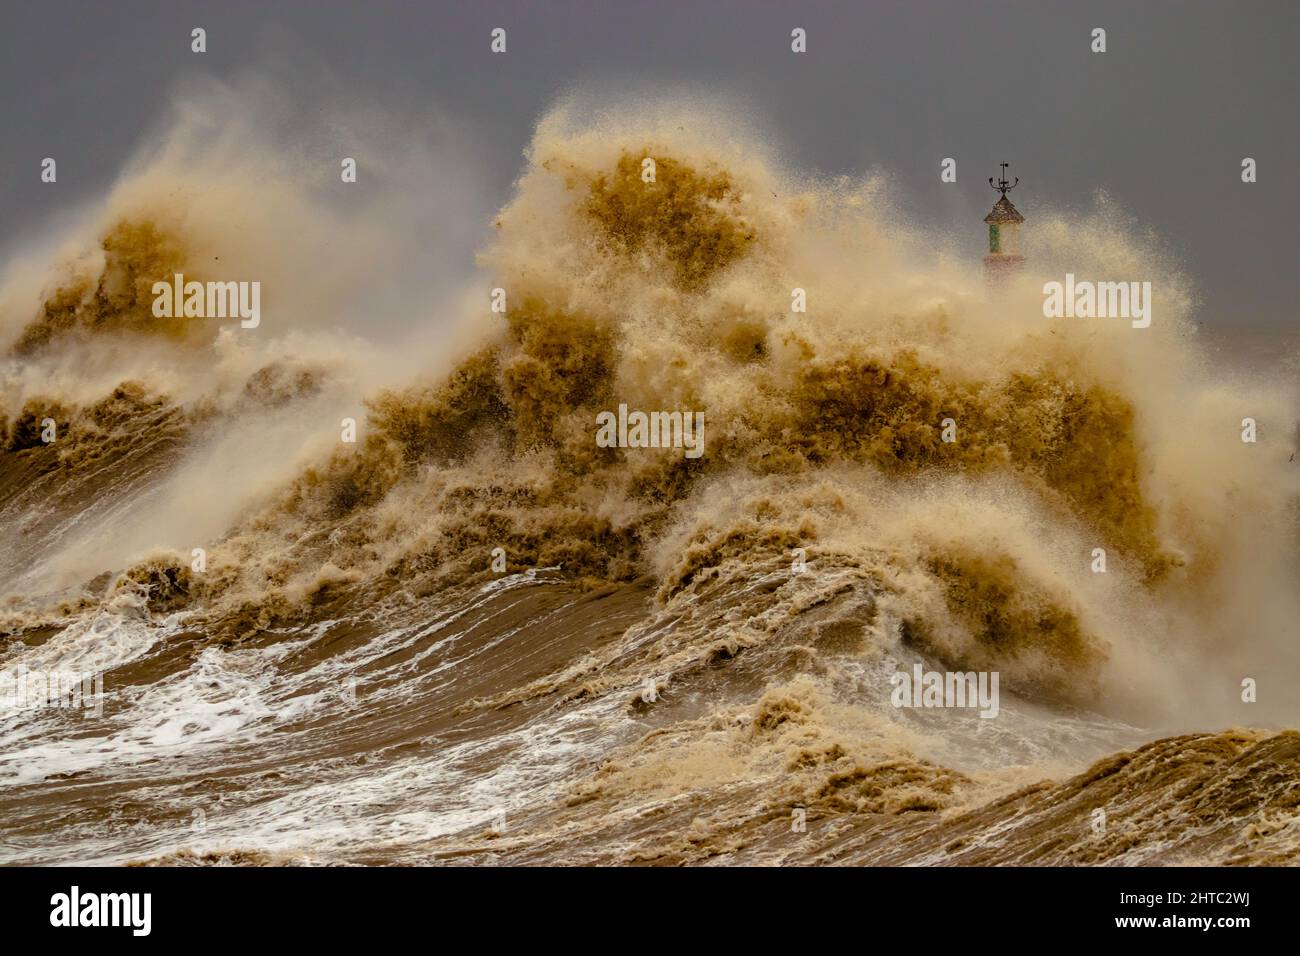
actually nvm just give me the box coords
[983,163,1024,281]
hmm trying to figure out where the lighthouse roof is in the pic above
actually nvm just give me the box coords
[984,195,1024,224]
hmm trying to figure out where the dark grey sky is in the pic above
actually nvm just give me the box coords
[2,0,1295,326]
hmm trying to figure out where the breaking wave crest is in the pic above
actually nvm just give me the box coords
[1,88,1296,865]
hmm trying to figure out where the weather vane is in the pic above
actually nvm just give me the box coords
[989,162,1019,197]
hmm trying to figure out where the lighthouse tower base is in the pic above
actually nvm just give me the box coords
[984,253,1024,284]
